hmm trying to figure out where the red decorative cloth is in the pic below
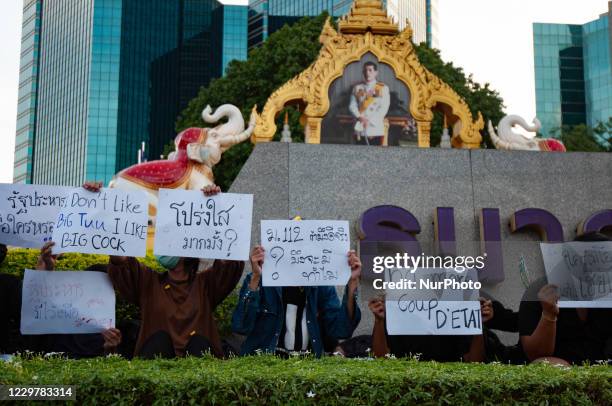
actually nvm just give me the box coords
[118,128,205,189]
[538,139,567,152]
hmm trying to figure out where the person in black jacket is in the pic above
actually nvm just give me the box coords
[0,244,22,354]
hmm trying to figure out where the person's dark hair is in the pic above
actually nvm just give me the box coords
[183,257,200,278]
[574,232,611,242]
[363,61,378,74]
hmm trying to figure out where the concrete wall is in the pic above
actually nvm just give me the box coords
[230,142,612,339]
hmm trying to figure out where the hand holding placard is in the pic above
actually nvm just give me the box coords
[20,269,116,335]
[261,220,351,286]
[541,241,612,308]
[51,187,149,257]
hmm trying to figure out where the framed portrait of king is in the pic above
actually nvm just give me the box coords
[321,52,416,147]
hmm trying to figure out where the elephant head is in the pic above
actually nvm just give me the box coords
[187,105,258,166]
[488,115,541,151]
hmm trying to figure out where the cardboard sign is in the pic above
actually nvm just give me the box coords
[386,300,482,335]
[261,220,351,286]
[154,189,253,260]
[384,267,482,335]
[51,188,149,257]
[0,184,71,248]
[541,241,612,308]
[21,269,116,334]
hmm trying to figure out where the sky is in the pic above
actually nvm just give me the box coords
[0,0,609,183]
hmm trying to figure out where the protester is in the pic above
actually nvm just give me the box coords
[368,296,495,362]
[232,245,362,357]
[0,244,22,355]
[519,232,612,365]
[81,181,245,359]
[33,244,123,357]
[479,295,525,364]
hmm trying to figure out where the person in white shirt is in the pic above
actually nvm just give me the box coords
[349,61,390,145]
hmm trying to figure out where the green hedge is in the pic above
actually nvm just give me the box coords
[0,356,610,405]
[0,249,238,337]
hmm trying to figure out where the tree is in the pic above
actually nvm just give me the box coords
[413,46,505,148]
[552,120,612,153]
[593,117,612,151]
[175,14,506,190]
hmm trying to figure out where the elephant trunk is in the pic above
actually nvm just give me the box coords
[498,115,540,140]
[219,109,258,149]
[202,104,245,138]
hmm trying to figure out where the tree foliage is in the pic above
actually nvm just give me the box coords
[552,118,612,153]
[175,14,505,190]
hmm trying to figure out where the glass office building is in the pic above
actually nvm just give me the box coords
[14,0,43,184]
[248,0,437,50]
[14,0,248,185]
[533,23,587,137]
[533,3,612,137]
[583,10,612,134]
[213,5,249,77]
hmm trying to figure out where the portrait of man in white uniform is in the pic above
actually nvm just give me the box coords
[349,62,390,145]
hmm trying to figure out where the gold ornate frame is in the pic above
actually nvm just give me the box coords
[251,0,484,148]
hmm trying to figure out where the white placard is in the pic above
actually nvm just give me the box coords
[154,189,253,260]
[383,267,482,335]
[261,220,351,286]
[541,241,612,308]
[0,184,71,248]
[386,300,482,335]
[21,269,116,334]
[51,188,149,257]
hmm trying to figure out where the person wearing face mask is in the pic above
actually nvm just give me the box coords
[82,181,244,359]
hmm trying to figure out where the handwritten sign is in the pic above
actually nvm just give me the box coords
[51,188,149,257]
[541,241,612,308]
[384,267,482,335]
[386,300,481,335]
[0,184,71,248]
[154,189,253,260]
[261,220,351,286]
[21,269,115,334]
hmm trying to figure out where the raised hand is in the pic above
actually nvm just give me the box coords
[201,184,221,197]
[248,245,265,291]
[36,241,58,271]
[348,250,362,283]
[102,328,122,353]
[368,297,386,321]
[83,181,103,193]
[479,297,494,323]
[538,284,560,319]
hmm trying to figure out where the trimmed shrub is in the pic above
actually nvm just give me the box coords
[0,356,610,405]
[0,249,238,337]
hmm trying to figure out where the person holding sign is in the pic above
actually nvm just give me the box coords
[0,244,23,354]
[32,242,123,357]
[368,297,494,362]
[519,232,612,365]
[231,245,362,357]
[83,181,244,359]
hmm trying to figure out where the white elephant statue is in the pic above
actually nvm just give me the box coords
[110,104,257,216]
[488,115,566,152]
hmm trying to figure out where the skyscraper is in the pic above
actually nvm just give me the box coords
[13,0,248,186]
[533,2,612,137]
[213,4,249,77]
[248,0,437,50]
[14,0,43,184]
